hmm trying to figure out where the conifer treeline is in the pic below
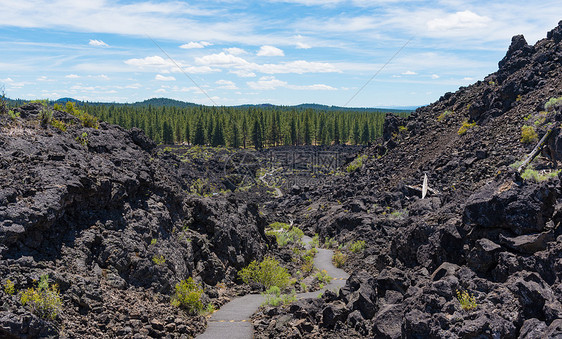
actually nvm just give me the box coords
[83,104,409,148]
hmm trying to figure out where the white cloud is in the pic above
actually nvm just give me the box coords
[253,60,340,74]
[401,70,417,75]
[125,55,219,74]
[155,88,167,93]
[431,74,440,79]
[37,76,53,81]
[257,45,285,57]
[229,69,256,78]
[89,39,109,47]
[1,77,14,83]
[463,77,474,81]
[216,79,238,90]
[296,42,311,49]
[155,74,176,81]
[224,47,247,55]
[427,10,491,31]
[247,76,336,91]
[195,52,249,66]
[125,83,142,89]
[180,41,212,49]
[65,74,80,78]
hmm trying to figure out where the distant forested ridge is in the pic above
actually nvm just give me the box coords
[83,102,409,147]
[7,96,412,147]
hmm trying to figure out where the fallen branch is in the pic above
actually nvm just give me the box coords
[405,184,440,197]
[517,122,558,173]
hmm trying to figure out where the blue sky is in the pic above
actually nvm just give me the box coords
[0,0,561,107]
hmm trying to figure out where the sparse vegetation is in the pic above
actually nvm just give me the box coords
[520,125,538,143]
[238,256,291,290]
[171,277,205,315]
[0,86,7,115]
[437,110,452,122]
[19,274,62,320]
[458,120,476,135]
[324,237,338,249]
[545,96,562,112]
[262,286,296,307]
[315,270,332,284]
[7,109,20,120]
[65,101,99,129]
[50,119,67,132]
[332,251,347,268]
[456,289,477,311]
[349,240,366,253]
[4,279,15,295]
[38,108,53,126]
[521,167,561,182]
[76,132,88,146]
[346,155,367,173]
[311,234,319,248]
[152,255,166,265]
[267,225,304,247]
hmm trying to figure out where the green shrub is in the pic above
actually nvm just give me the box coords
[4,279,15,295]
[269,222,291,230]
[398,125,407,132]
[311,234,319,248]
[332,251,347,268]
[269,227,303,247]
[152,255,166,265]
[262,286,296,307]
[65,101,99,129]
[521,167,560,182]
[458,120,476,135]
[520,125,538,143]
[171,277,205,315]
[53,103,64,111]
[19,274,62,320]
[7,110,19,120]
[346,155,367,173]
[456,289,477,311]
[38,108,53,126]
[238,256,290,290]
[315,270,332,284]
[545,96,562,112]
[76,132,88,146]
[349,240,366,253]
[437,110,452,122]
[50,119,67,132]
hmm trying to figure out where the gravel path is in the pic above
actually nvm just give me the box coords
[196,235,348,339]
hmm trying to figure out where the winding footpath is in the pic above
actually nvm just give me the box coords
[196,236,349,339]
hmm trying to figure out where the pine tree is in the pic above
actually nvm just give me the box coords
[162,120,174,144]
[193,118,206,145]
[352,120,360,145]
[303,113,311,145]
[252,118,263,150]
[211,119,225,147]
[361,120,370,144]
[242,115,248,149]
[333,117,340,145]
[185,120,191,145]
[289,116,297,146]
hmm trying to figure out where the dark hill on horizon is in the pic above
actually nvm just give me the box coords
[5,96,415,113]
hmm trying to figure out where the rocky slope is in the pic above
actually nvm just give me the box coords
[0,105,273,338]
[254,21,562,338]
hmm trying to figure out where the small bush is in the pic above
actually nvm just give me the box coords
[152,255,166,265]
[315,270,332,284]
[437,110,452,122]
[349,240,366,253]
[545,96,562,112]
[4,279,15,295]
[324,237,338,249]
[521,167,561,182]
[76,132,88,146]
[262,286,296,307]
[456,289,477,311]
[346,155,367,173]
[38,108,53,126]
[65,102,99,129]
[333,251,347,268]
[8,110,20,120]
[171,277,205,315]
[269,222,291,230]
[311,234,319,248]
[458,120,476,135]
[50,119,67,132]
[520,125,538,143]
[238,256,290,290]
[268,227,304,247]
[19,274,62,320]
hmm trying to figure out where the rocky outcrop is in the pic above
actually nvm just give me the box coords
[0,104,271,337]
